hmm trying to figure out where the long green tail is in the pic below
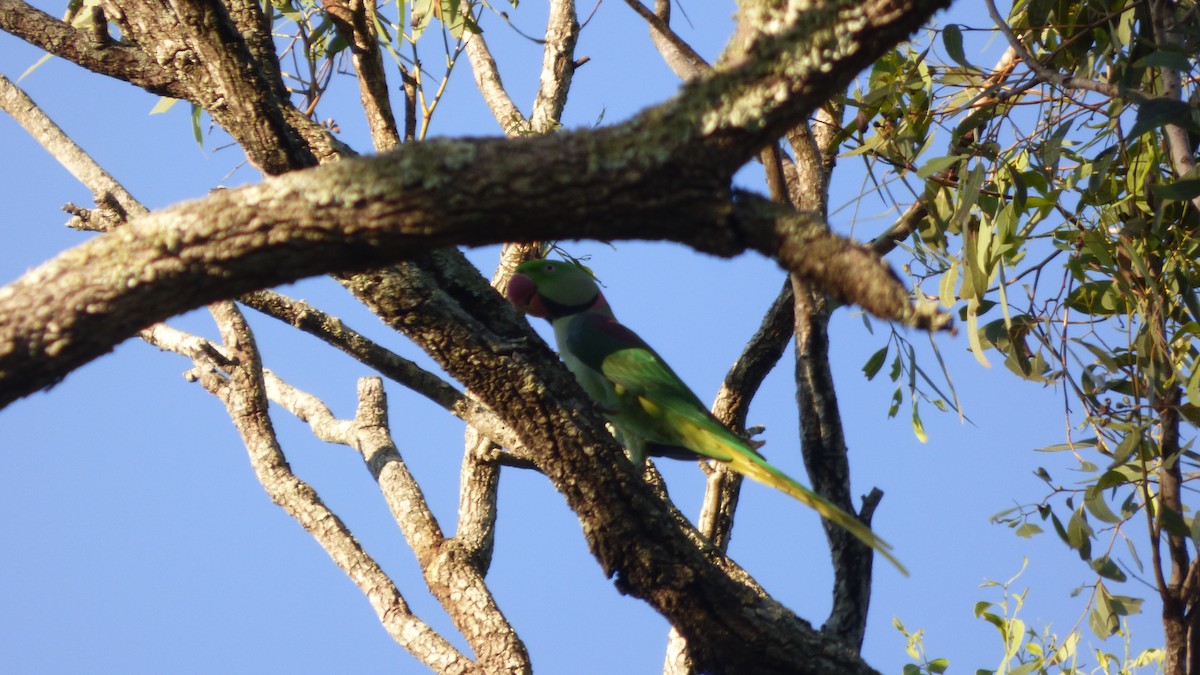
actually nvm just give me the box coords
[627,385,907,573]
[672,411,907,574]
[726,451,908,575]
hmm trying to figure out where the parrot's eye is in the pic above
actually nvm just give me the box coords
[544,263,556,272]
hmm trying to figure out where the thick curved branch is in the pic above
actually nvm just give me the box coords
[0,129,947,409]
[0,0,188,97]
[333,253,879,674]
[100,0,317,173]
[0,135,945,410]
[3,0,960,395]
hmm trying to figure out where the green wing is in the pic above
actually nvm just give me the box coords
[565,311,907,574]
[565,312,735,461]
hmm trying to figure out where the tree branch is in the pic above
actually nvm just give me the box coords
[625,0,708,81]
[0,0,187,97]
[199,302,475,672]
[100,0,317,173]
[0,149,945,409]
[348,377,532,673]
[239,290,524,452]
[792,278,875,650]
[146,313,529,672]
[0,71,147,223]
[530,0,579,131]
[323,0,401,151]
[463,30,529,134]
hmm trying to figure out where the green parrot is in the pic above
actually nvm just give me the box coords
[506,258,904,573]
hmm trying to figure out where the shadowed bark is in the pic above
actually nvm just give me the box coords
[0,0,956,672]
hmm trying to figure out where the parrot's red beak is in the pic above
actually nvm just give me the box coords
[506,273,549,318]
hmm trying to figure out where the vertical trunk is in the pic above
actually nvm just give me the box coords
[792,279,875,650]
[1158,386,1192,674]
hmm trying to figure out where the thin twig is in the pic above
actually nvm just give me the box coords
[984,0,1148,103]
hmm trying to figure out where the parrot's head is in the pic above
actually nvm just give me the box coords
[506,259,608,320]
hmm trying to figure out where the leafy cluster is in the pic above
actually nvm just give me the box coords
[853,0,1200,668]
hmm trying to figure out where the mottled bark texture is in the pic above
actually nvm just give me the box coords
[0,138,942,410]
[336,252,879,675]
[0,0,951,411]
[0,0,955,672]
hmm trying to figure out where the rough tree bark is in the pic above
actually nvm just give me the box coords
[0,0,955,672]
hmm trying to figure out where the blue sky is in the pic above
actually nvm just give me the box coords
[0,1,1166,672]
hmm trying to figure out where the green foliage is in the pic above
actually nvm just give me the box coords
[898,563,1164,673]
[263,0,513,140]
[860,328,961,442]
[895,618,950,675]
[852,0,1200,665]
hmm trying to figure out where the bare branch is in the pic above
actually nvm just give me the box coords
[625,0,707,81]
[323,0,401,151]
[350,376,532,673]
[145,313,530,671]
[400,62,418,142]
[259,369,353,441]
[239,290,524,451]
[457,428,503,569]
[201,301,474,672]
[530,0,579,131]
[0,71,146,220]
[139,321,234,368]
[447,241,549,574]
[792,279,877,650]
[0,0,187,97]
[463,30,529,134]
[0,77,496,665]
